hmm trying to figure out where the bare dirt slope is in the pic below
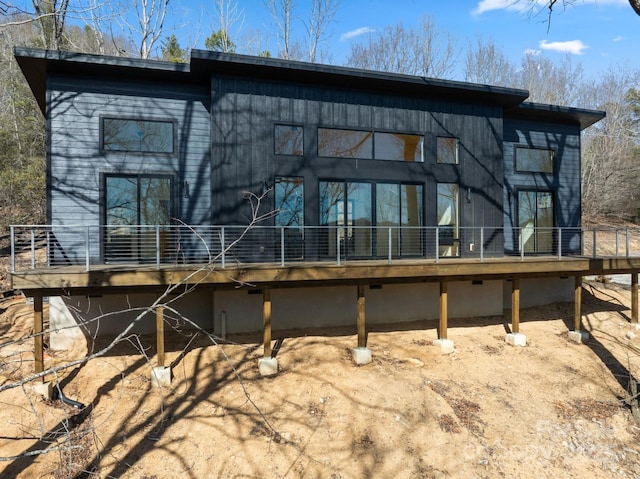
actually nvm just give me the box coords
[1,282,640,479]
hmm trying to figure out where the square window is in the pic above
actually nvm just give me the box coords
[274,125,304,156]
[437,137,459,164]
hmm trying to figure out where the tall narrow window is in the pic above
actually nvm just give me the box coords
[275,177,304,259]
[102,118,175,153]
[437,183,459,257]
[376,183,423,257]
[515,147,554,173]
[437,137,459,164]
[105,175,173,261]
[274,125,304,156]
[518,191,554,253]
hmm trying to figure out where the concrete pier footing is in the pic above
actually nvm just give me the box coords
[258,357,279,376]
[505,333,527,347]
[352,347,372,365]
[433,339,455,354]
[150,366,172,388]
[568,330,589,344]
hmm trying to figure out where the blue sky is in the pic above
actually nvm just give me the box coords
[193,0,639,80]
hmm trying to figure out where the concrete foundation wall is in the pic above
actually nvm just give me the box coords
[48,277,573,349]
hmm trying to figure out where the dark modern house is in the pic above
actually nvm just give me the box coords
[16,47,637,375]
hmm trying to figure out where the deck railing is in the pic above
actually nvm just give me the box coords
[8,224,640,273]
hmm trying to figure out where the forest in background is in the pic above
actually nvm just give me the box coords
[0,0,639,232]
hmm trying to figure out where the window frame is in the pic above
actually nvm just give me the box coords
[274,124,305,157]
[514,146,555,174]
[436,136,460,165]
[99,116,177,155]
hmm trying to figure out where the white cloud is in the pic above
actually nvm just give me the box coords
[612,35,624,42]
[524,48,542,56]
[539,39,588,55]
[340,27,375,42]
[472,0,543,15]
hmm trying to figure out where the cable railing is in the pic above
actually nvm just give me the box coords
[8,224,640,273]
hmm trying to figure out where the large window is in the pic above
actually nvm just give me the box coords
[518,191,554,253]
[102,118,175,153]
[318,128,423,162]
[437,137,459,164]
[320,180,423,258]
[274,125,304,156]
[275,177,304,259]
[104,174,173,261]
[515,147,554,173]
[437,184,459,257]
[318,128,373,159]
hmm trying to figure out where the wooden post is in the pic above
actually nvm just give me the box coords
[511,278,520,334]
[357,284,366,348]
[263,288,272,357]
[574,276,582,331]
[632,273,638,325]
[439,281,448,340]
[33,294,44,381]
[156,306,165,368]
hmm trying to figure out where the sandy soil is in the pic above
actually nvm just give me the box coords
[1,281,640,479]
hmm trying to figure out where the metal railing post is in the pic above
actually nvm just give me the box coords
[616,229,620,257]
[30,229,35,269]
[336,227,341,265]
[221,227,226,269]
[156,225,161,270]
[520,228,524,261]
[480,227,484,262]
[592,229,597,258]
[85,226,90,271]
[435,227,439,263]
[558,227,562,260]
[280,227,285,266]
[10,225,15,273]
[46,230,50,267]
[388,227,392,264]
[626,228,630,257]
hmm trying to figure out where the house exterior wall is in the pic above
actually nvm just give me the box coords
[210,76,505,258]
[503,118,582,254]
[47,74,211,263]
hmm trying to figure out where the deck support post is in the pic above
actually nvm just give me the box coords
[33,294,44,380]
[434,281,454,354]
[632,273,639,329]
[258,288,278,376]
[352,284,372,365]
[506,279,526,346]
[151,305,172,387]
[569,275,589,343]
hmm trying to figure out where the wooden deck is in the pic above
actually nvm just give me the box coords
[11,255,640,295]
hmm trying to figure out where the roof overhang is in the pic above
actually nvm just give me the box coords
[505,101,606,130]
[190,49,530,108]
[14,47,196,115]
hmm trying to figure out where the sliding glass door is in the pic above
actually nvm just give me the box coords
[518,191,553,254]
[105,175,173,261]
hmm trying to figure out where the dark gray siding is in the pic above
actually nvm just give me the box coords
[503,118,581,253]
[211,76,505,257]
[48,74,211,262]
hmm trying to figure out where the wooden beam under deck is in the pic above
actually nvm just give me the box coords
[13,256,640,296]
[439,281,448,340]
[263,288,272,358]
[33,294,44,381]
[511,279,520,334]
[575,276,583,332]
[156,306,165,368]
[632,273,638,326]
[357,284,366,348]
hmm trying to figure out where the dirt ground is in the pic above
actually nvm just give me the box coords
[0,280,640,479]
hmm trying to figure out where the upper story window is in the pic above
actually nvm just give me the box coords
[318,128,373,159]
[515,147,554,173]
[274,125,304,156]
[102,117,175,154]
[374,132,424,162]
[437,137,459,164]
[318,128,424,162]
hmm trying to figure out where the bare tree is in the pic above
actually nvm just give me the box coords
[516,51,584,106]
[463,35,516,87]
[266,0,293,59]
[120,0,171,59]
[345,15,458,79]
[513,0,640,22]
[303,0,338,63]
